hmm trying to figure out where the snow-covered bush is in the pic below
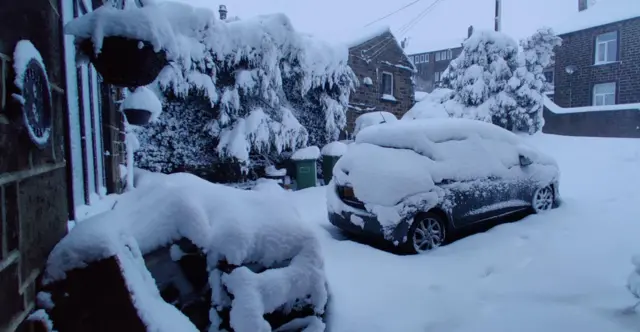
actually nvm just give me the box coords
[43,172,328,332]
[442,29,520,125]
[520,27,562,94]
[442,28,560,134]
[402,88,456,120]
[131,2,355,173]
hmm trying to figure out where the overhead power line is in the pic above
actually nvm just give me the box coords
[368,0,448,59]
[363,0,426,28]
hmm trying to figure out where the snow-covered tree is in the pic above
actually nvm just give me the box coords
[441,29,520,126]
[441,28,561,134]
[134,3,356,173]
[520,27,562,94]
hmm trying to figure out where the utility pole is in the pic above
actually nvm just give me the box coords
[494,0,502,31]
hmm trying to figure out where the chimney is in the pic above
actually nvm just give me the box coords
[467,25,474,38]
[578,0,588,11]
[219,4,228,20]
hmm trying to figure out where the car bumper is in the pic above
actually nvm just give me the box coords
[326,181,410,244]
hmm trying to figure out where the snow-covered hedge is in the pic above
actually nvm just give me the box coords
[43,171,328,332]
[127,2,356,172]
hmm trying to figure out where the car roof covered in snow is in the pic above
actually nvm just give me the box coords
[356,118,521,154]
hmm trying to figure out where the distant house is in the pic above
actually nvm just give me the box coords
[552,0,640,108]
[542,0,640,138]
[343,26,416,138]
[407,40,462,92]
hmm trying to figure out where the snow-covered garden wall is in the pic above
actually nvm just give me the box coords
[129,2,356,174]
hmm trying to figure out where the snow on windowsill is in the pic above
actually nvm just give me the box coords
[544,95,640,114]
[592,60,621,67]
[381,94,397,102]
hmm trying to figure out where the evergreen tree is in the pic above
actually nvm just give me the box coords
[134,11,356,172]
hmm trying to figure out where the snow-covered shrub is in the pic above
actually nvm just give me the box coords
[43,172,329,332]
[520,27,562,94]
[441,28,561,134]
[133,3,356,173]
[442,29,520,126]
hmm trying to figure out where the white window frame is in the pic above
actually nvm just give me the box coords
[592,82,616,106]
[62,0,109,220]
[447,49,452,60]
[435,52,441,61]
[595,31,617,64]
[424,54,429,63]
[434,71,441,82]
[420,54,426,63]
[381,71,394,96]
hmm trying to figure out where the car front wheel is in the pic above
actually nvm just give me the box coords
[405,212,446,254]
[532,185,554,213]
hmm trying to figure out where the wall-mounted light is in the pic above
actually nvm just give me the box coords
[565,65,578,75]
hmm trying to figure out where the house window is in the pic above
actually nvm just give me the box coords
[64,0,109,219]
[543,70,554,84]
[381,72,394,96]
[593,82,616,106]
[434,71,440,82]
[420,54,426,63]
[424,54,429,63]
[595,31,617,64]
[435,52,441,61]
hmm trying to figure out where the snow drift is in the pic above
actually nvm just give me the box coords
[43,171,328,332]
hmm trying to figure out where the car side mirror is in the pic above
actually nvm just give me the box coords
[519,155,533,167]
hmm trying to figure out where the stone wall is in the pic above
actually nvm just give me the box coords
[0,0,69,330]
[554,17,640,107]
[542,105,640,138]
[346,31,415,134]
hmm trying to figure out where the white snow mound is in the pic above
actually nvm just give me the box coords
[353,111,397,136]
[321,141,348,157]
[122,87,163,121]
[292,146,321,160]
[43,172,327,332]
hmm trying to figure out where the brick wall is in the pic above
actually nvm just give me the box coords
[0,0,69,330]
[554,17,640,107]
[346,31,415,133]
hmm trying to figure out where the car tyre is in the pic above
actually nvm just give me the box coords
[404,211,447,254]
[532,185,554,213]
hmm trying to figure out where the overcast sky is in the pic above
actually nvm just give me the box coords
[173,0,580,51]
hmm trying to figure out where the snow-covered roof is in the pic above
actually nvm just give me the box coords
[554,0,640,35]
[342,25,392,49]
[405,37,465,55]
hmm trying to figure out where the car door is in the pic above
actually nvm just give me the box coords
[440,176,508,228]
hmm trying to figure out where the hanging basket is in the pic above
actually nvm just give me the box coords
[123,108,152,126]
[79,36,168,87]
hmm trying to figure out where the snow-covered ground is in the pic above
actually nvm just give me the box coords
[288,133,640,331]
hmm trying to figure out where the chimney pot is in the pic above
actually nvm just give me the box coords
[219,4,228,20]
[578,0,588,11]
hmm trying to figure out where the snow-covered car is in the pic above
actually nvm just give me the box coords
[327,118,560,254]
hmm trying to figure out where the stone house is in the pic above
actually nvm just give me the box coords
[541,0,640,139]
[0,0,126,330]
[552,0,640,108]
[344,27,415,137]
